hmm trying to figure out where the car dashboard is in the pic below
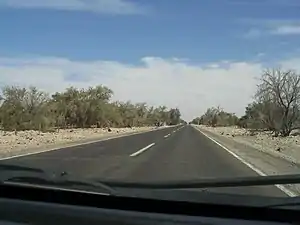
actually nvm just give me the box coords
[0,198,291,225]
[0,183,297,225]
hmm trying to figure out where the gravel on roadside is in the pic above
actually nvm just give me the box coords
[0,127,157,159]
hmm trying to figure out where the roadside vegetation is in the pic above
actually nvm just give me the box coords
[0,85,182,132]
[191,68,300,137]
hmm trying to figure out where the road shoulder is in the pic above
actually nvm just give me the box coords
[192,125,300,196]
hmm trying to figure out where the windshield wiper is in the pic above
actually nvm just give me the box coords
[3,176,117,195]
[0,164,44,173]
[96,174,300,189]
[0,165,117,196]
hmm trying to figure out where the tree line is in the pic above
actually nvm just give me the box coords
[191,106,239,127]
[0,85,182,131]
[190,68,300,137]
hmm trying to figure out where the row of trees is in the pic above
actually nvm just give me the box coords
[0,85,182,131]
[190,106,238,127]
[191,68,300,137]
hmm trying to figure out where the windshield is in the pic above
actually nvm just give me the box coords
[0,0,300,201]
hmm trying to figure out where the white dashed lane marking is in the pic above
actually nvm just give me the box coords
[130,143,156,157]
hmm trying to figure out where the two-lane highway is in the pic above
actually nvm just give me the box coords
[0,125,286,197]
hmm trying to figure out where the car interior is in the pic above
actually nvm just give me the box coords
[0,182,298,225]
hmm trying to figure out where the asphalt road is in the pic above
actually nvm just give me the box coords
[0,125,286,197]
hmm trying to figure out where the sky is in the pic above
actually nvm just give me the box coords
[1,0,300,121]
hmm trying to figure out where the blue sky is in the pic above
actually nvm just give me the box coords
[1,0,300,120]
[1,0,300,63]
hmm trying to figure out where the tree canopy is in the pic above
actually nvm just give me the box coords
[0,85,182,131]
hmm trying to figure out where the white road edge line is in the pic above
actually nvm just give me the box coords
[130,143,155,157]
[196,128,297,197]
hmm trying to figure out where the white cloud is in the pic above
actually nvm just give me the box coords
[228,0,300,7]
[0,55,281,121]
[257,52,266,57]
[270,25,300,35]
[0,0,147,15]
[207,64,220,69]
[242,19,300,37]
[279,58,300,71]
[243,28,263,39]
